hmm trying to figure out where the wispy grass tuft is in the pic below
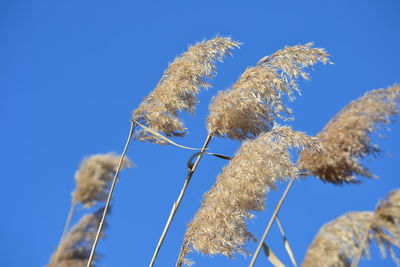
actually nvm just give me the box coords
[207,43,330,139]
[177,126,321,265]
[51,153,133,267]
[48,208,104,267]
[299,84,400,184]
[132,37,240,144]
[302,189,400,267]
[72,153,133,207]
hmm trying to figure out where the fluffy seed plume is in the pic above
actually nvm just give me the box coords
[302,189,400,267]
[207,43,329,139]
[302,212,373,267]
[372,189,400,264]
[72,153,133,207]
[299,84,400,184]
[177,126,321,265]
[132,37,240,144]
[48,209,104,267]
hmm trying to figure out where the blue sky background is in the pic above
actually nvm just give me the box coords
[1,1,399,266]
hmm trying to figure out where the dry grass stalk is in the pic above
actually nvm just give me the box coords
[302,189,400,267]
[48,209,104,267]
[86,123,136,267]
[207,43,329,140]
[132,37,240,144]
[177,126,321,265]
[299,84,400,184]
[72,153,133,207]
[149,134,213,267]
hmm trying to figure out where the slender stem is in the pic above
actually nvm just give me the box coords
[54,201,77,262]
[62,201,76,239]
[249,176,296,267]
[149,133,213,267]
[86,121,136,267]
[276,216,298,267]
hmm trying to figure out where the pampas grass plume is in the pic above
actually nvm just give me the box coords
[299,84,400,184]
[177,126,321,265]
[132,37,240,143]
[72,153,133,207]
[48,209,104,267]
[207,43,329,139]
[302,189,400,267]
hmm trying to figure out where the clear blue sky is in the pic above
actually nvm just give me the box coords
[1,1,399,266]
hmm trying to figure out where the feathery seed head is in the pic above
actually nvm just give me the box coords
[302,189,400,267]
[207,43,329,139]
[302,212,373,267]
[373,189,400,263]
[132,37,240,143]
[299,84,400,184]
[48,209,104,267]
[72,153,133,207]
[177,126,321,265]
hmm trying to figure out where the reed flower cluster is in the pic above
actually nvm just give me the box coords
[302,189,400,267]
[207,43,329,139]
[299,84,400,184]
[72,153,133,207]
[177,126,321,265]
[48,209,104,267]
[132,37,240,144]
[48,153,133,266]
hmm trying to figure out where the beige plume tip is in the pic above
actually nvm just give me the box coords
[132,36,240,144]
[177,126,321,265]
[72,153,134,207]
[299,84,400,184]
[207,42,330,140]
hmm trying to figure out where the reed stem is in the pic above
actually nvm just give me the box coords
[53,201,77,262]
[249,176,296,267]
[149,133,213,267]
[86,121,136,267]
[62,201,76,239]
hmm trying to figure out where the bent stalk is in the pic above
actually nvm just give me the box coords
[149,133,213,267]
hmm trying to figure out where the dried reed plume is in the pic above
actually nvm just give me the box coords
[207,43,329,140]
[299,84,400,184]
[302,189,400,267]
[48,209,104,267]
[72,153,133,207]
[365,189,400,265]
[177,126,321,265]
[132,37,240,144]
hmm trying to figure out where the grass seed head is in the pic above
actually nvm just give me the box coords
[48,209,104,267]
[207,43,329,139]
[72,153,133,207]
[303,189,400,267]
[299,84,400,184]
[178,126,321,265]
[132,37,240,143]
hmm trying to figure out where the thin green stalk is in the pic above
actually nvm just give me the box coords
[249,176,296,267]
[86,121,136,267]
[149,133,213,267]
